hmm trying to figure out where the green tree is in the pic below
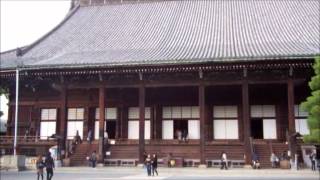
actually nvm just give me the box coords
[301,56,320,144]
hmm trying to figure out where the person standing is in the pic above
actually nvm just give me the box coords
[36,155,45,180]
[270,152,278,168]
[220,151,228,170]
[75,130,82,144]
[151,154,158,176]
[145,154,152,176]
[90,151,97,168]
[87,130,93,144]
[310,151,316,171]
[45,152,54,180]
[182,130,188,142]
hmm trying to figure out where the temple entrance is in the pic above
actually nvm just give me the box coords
[106,121,116,139]
[174,120,188,139]
[251,118,263,139]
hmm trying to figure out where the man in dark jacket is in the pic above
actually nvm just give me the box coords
[45,152,55,180]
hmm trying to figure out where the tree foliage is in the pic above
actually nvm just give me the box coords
[301,57,320,144]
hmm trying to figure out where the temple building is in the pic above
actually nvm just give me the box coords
[0,0,319,167]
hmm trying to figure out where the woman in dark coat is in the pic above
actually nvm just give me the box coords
[151,154,158,176]
[36,155,45,180]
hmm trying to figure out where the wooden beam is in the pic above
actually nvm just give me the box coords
[138,85,145,163]
[199,84,206,165]
[98,86,105,162]
[65,78,307,90]
[242,80,252,164]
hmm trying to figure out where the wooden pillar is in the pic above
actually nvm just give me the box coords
[98,87,105,161]
[199,84,206,165]
[116,105,121,139]
[207,105,213,141]
[154,105,162,139]
[287,78,295,134]
[59,86,67,159]
[7,105,13,136]
[83,106,90,140]
[138,85,145,163]
[120,106,128,139]
[287,77,297,161]
[150,106,154,140]
[242,81,252,164]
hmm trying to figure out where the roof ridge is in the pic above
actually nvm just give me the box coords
[19,4,81,57]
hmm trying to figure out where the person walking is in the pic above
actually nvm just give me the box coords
[45,152,54,180]
[310,151,316,171]
[145,154,152,176]
[36,155,45,180]
[90,151,97,168]
[220,151,228,170]
[151,154,158,176]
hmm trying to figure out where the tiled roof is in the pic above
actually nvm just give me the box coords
[1,0,319,70]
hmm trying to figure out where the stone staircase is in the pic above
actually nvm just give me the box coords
[70,142,99,166]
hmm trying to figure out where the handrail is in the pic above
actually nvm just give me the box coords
[0,136,58,143]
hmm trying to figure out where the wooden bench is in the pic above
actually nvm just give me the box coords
[184,159,200,167]
[206,159,245,168]
[104,159,137,166]
[104,159,119,166]
[231,160,245,168]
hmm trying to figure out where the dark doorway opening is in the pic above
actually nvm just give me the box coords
[106,121,116,139]
[174,120,188,139]
[251,118,263,139]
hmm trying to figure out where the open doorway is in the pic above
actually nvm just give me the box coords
[106,121,116,139]
[251,118,263,139]
[174,120,188,139]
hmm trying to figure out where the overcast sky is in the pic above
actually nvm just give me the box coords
[0,0,71,124]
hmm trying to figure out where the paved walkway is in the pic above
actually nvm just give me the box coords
[1,167,319,180]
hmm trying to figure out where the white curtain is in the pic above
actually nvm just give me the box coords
[67,121,83,139]
[145,120,150,139]
[214,120,238,139]
[40,122,56,139]
[263,119,277,139]
[295,119,310,135]
[188,120,200,139]
[94,121,99,140]
[226,120,239,139]
[251,105,275,117]
[128,121,139,139]
[214,120,226,139]
[162,120,173,139]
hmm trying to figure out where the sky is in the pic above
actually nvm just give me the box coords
[0,0,71,130]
